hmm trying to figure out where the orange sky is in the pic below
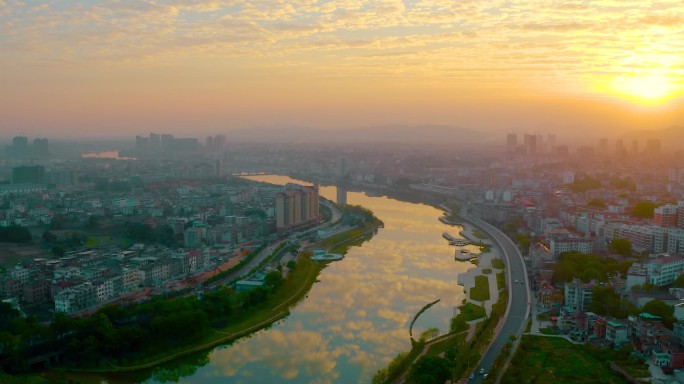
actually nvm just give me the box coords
[1,0,684,139]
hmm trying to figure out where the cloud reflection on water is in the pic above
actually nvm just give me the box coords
[174,176,472,383]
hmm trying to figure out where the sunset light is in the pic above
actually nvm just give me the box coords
[613,73,675,103]
[2,1,684,137]
[4,2,684,384]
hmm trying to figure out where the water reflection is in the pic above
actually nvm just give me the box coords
[78,175,473,383]
[81,151,136,160]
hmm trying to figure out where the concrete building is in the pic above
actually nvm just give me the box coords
[626,263,648,291]
[605,320,629,345]
[618,225,656,253]
[275,184,319,231]
[549,237,593,257]
[54,283,97,314]
[655,204,678,228]
[564,278,596,312]
[184,227,204,248]
[646,253,684,286]
[12,165,45,184]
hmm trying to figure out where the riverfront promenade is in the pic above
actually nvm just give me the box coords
[462,214,530,384]
[455,233,502,318]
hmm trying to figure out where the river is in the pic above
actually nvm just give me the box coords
[81,151,136,160]
[69,175,477,384]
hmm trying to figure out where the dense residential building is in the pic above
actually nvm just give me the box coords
[564,278,596,312]
[655,204,679,228]
[645,254,684,286]
[618,225,656,253]
[605,320,629,345]
[12,165,46,184]
[54,283,97,314]
[549,237,593,257]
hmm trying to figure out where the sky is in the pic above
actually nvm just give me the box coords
[1,0,684,140]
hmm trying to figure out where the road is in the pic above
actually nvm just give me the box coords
[208,202,343,289]
[463,215,530,384]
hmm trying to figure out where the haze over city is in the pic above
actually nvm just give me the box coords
[2,0,684,139]
[6,2,684,384]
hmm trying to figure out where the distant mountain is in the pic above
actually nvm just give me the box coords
[619,125,684,150]
[226,124,487,144]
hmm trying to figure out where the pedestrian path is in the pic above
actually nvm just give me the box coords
[456,233,503,317]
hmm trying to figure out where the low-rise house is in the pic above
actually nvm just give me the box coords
[605,320,629,346]
[54,283,97,314]
[539,284,564,309]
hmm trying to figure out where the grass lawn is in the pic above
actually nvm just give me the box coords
[539,327,557,335]
[491,258,505,269]
[457,303,486,321]
[0,374,50,384]
[502,336,628,384]
[85,236,119,248]
[496,272,506,290]
[470,275,491,302]
[478,244,492,254]
[470,258,479,266]
[482,268,492,275]
[473,229,488,239]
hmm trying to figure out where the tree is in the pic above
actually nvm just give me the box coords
[589,286,630,319]
[642,300,674,318]
[450,316,467,332]
[587,199,606,209]
[408,356,452,384]
[126,223,155,242]
[515,234,531,252]
[610,176,635,191]
[673,275,684,288]
[51,245,66,257]
[264,271,283,289]
[0,226,32,243]
[632,202,656,219]
[42,230,57,243]
[566,174,601,192]
[609,238,632,257]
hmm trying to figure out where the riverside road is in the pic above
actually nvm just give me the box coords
[464,215,530,384]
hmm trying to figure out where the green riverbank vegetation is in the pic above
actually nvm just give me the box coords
[2,210,384,378]
[501,336,643,384]
[373,291,509,384]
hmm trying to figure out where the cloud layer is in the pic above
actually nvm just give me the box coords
[1,0,684,137]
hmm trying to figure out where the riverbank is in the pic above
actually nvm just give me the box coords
[48,215,383,380]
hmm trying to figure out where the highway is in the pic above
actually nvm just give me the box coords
[463,215,530,384]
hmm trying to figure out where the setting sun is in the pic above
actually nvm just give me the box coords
[613,73,674,103]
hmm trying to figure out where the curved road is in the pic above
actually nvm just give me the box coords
[463,214,530,384]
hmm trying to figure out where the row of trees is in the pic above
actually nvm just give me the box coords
[552,252,632,285]
[565,174,635,193]
[0,226,32,243]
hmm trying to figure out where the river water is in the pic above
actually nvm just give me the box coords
[81,151,137,160]
[70,175,475,384]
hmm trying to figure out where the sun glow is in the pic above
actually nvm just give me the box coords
[612,73,674,103]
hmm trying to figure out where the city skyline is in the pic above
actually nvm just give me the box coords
[2,1,684,138]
